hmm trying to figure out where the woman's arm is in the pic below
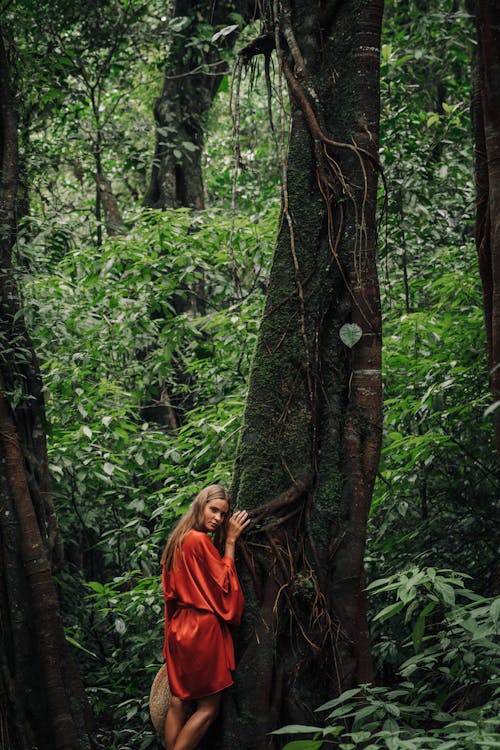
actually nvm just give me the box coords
[224,510,251,559]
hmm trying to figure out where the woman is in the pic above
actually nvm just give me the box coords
[160,484,250,750]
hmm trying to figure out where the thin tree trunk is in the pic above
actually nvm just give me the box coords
[94,172,125,236]
[219,2,384,747]
[143,0,246,425]
[474,0,500,459]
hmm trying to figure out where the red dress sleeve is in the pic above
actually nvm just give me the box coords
[180,531,244,625]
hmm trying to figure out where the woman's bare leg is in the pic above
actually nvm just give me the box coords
[165,695,190,750]
[172,693,221,750]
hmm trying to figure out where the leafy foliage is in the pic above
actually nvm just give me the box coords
[6,0,498,746]
[371,0,498,594]
[275,570,499,750]
[21,205,276,744]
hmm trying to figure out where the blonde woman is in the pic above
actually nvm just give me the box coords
[160,485,250,750]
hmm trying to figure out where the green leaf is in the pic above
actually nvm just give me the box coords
[339,323,362,348]
[353,704,379,722]
[280,742,323,750]
[381,44,392,62]
[386,703,400,718]
[435,580,456,606]
[272,726,323,735]
[463,651,475,665]
[228,11,245,24]
[169,16,191,32]
[373,601,405,622]
[349,732,372,743]
[126,705,138,720]
[484,400,500,417]
[216,75,229,94]
[211,24,238,43]
[317,687,363,710]
[491,597,500,623]
[382,717,399,732]
[86,581,105,594]
[327,704,356,719]
[65,633,97,658]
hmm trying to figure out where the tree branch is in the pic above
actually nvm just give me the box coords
[247,474,310,525]
[238,31,275,63]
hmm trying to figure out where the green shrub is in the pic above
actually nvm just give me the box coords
[274,569,500,750]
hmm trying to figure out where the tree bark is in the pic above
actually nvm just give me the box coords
[473,0,500,459]
[0,27,94,750]
[144,0,223,208]
[144,0,255,209]
[94,172,126,236]
[219,2,384,747]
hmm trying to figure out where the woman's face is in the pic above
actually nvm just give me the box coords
[202,497,229,533]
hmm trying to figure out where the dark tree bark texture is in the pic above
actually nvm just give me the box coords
[474,0,500,460]
[93,172,126,236]
[0,28,93,750]
[219,2,384,748]
[144,0,256,210]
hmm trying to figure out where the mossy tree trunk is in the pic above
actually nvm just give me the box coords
[473,1,500,460]
[0,28,93,750]
[220,2,384,747]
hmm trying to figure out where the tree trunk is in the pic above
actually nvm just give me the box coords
[219,2,384,747]
[94,172,126,236]
[144,0,222,209]
[473,0,500,460]
[0,28,94,750]
[144,0,255,209]
[143,1,250,426]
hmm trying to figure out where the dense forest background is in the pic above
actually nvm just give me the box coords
[1,0,499,749]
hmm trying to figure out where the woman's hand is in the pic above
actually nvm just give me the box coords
[223,510,251,558]
[226,510,251,543]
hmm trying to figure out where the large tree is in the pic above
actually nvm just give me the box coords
[0,28,93,750]
[473,0,500,460]
[218,1,384,747]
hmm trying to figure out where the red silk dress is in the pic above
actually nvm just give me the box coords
[162,529,244,700]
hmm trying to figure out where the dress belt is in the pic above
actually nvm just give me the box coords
[176,603,214,615]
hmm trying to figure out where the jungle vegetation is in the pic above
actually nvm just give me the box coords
[0,1,498,749]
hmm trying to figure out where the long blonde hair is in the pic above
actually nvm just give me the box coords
[160,484,230,572]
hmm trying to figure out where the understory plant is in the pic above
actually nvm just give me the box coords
[22,205,277,748]
[273,568,499,750]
